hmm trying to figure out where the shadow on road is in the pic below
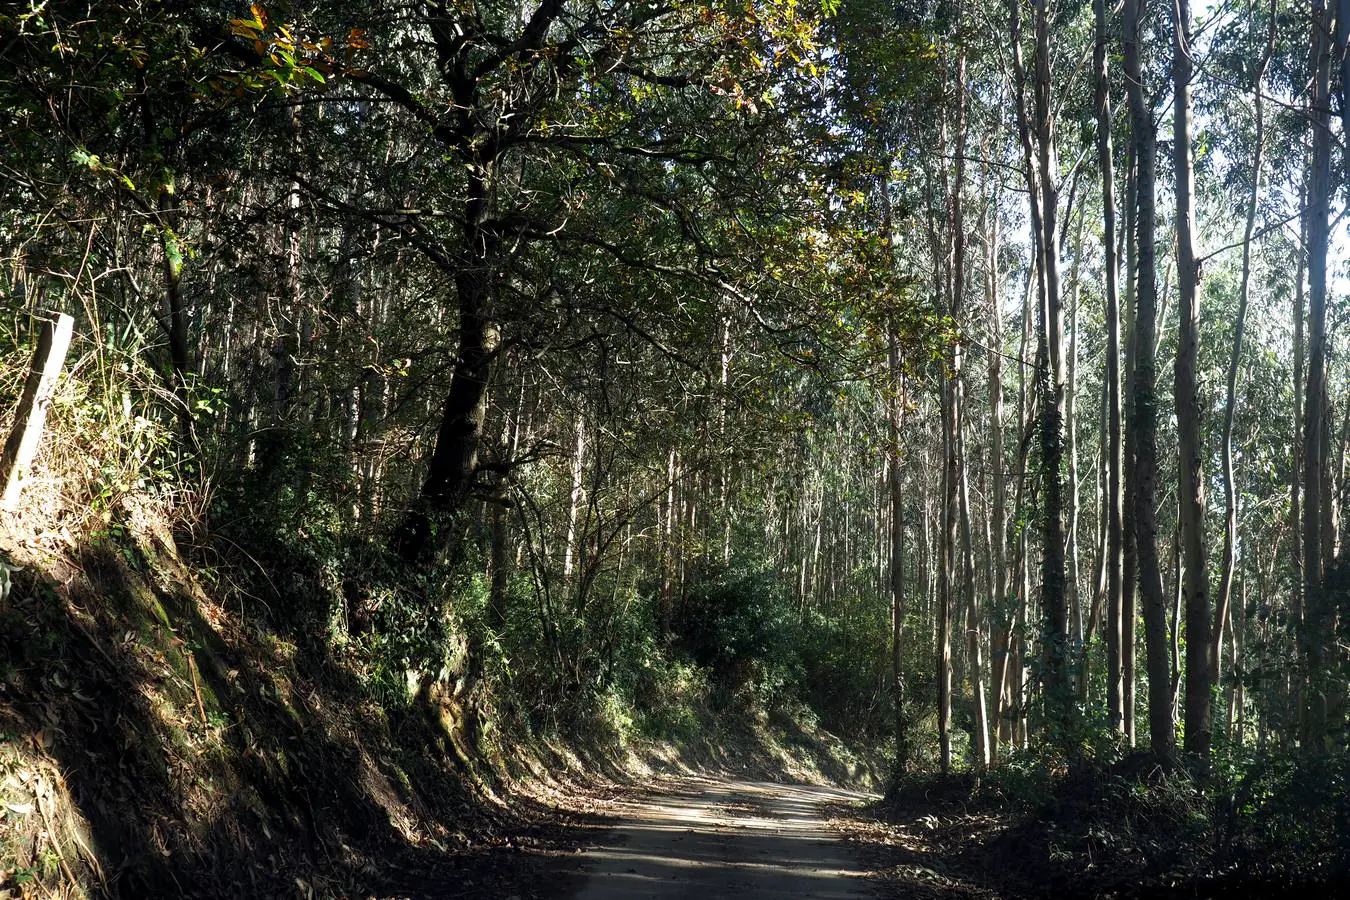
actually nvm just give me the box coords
[563,777,877,900]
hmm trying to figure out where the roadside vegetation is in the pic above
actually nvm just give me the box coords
[2,0,1349,897]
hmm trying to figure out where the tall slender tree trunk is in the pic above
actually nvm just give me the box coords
[1008,0,1069,735]
[944,45,989,769]
[930,39,967,775]
[1066,212,1085,673]
[939,370,955,772]
[720,318,733,563]
[987,188,1009,762]
[562,416,587,602]
[1125,0,1175,764]
[1301,0,1335,752]
[888,337,909,777]
[1016,530,1032,748]
[1123,142,1139,746]
[1095,0,1125,736]
[1336,406,1349,553]
[1171,522,1185,723]
[1216,0,1276,707]
[660,448,677,635]
[994,264,1034,755]
[1172,0,1213,765]
[961,427,990,767]
[1290,173,1307,729]
[1033,0,1070,731]
[1083,393,1109,702]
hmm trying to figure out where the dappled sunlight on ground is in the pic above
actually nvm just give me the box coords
[570,777,877,899]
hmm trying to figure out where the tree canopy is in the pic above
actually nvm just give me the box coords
[2,0,1350,893]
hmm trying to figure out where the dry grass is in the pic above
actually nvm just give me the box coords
[1,309,208,554]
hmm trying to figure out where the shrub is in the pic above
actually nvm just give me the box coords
[674,563,802,705]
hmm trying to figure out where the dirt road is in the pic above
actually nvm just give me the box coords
[570,776,877,899]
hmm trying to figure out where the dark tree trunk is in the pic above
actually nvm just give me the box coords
[1125,0,1175,764]
[395,182,500,565]
[1032,0,1070,734]
[1172,0,1213,766]
[1302,0,1335,751]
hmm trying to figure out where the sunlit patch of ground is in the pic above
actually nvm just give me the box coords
[568,776,878,899]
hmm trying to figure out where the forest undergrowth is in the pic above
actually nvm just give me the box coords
[831,747,1350,899]
[5,501,1347,899]
[0,505,884,899]
[6,0,1350,895]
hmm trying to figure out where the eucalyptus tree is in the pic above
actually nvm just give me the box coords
[1301,0,1338,750]
[826,0,950,770]
[1124,0,1174,764]
[1211,0,1278,727]
[1092,0,1124,737]
[1004,0,1071,736]
[1171,0,1213,764]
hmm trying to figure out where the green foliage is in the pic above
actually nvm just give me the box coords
[675,563,803,702]
[350,574,461,706]
[210,431,354,624]
[1211,743,1350,878]
[797,604,892,740]
[207,436,473,709]
[631,651,711,740]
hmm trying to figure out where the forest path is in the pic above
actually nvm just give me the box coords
[568,776,877,899]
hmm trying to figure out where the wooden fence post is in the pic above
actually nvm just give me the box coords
[1,313,75,510]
